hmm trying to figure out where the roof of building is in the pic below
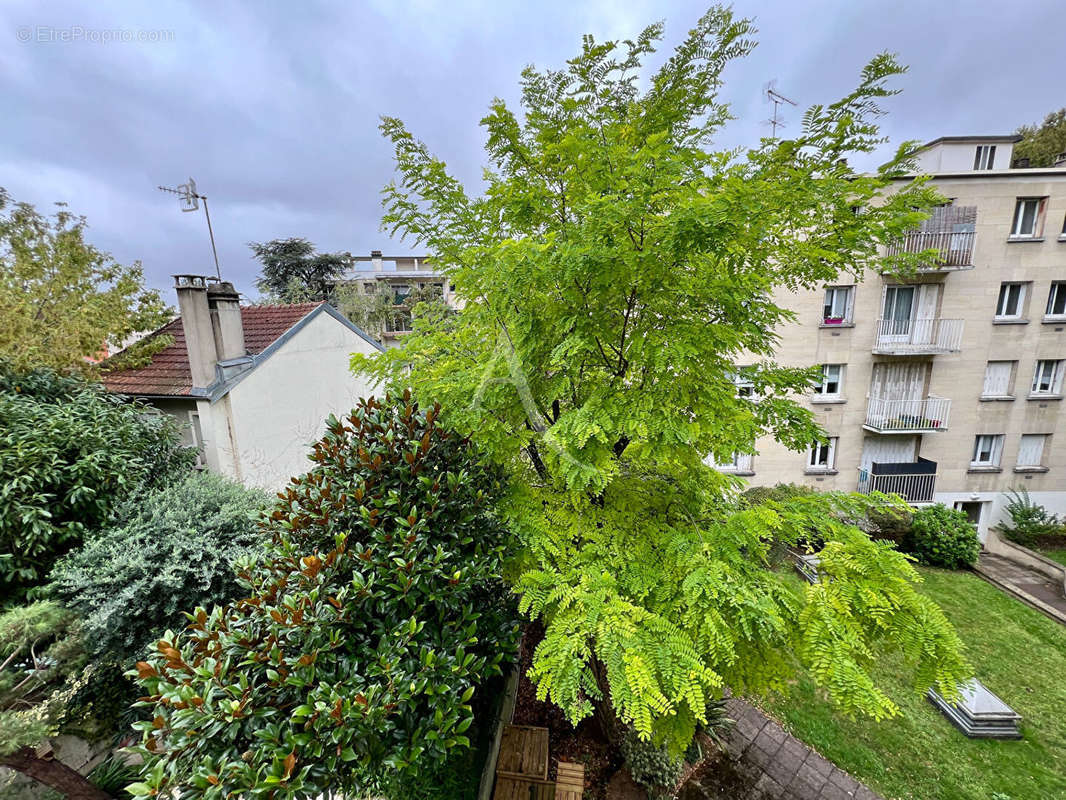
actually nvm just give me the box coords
[102,302,369,398]
[916,135,1023,150]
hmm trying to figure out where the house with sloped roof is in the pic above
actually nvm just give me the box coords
[103,274,382,489]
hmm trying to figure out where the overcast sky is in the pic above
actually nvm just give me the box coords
[2,0,1064,300]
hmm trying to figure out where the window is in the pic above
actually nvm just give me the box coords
[1017,434,1049,469]
[973,145,996,170]
[717,452,754,473]
[807,438,838,472]
[1010,197,1046,238]
[822,286,854,324]
[971,434,1004,468]
[995,282,1027,319]
[364,282,377,294]
[981,361,1016,398]
[813,364,844,398]
[732,369,756,399]
[1031,359,1064,396]
[1046,283,1066,319]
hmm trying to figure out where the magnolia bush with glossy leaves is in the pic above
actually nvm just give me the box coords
[352,5,971,754]
[129,394,519,799]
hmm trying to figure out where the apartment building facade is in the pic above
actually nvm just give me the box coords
[734,135,1066,541]
[335,251,456,347]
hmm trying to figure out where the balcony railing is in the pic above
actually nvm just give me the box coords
[857,458,937,504]
[872,318,964,354]
[884,206,977,270]
[864,395,950,433]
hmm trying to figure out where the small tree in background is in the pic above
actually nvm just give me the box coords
[49,472,270,659]
[1014,108,1066,167]
[354,5,971,754]
[0,365,194,604]
[0,189,172,374]
[129,395,519,799]
[250,238,351,302]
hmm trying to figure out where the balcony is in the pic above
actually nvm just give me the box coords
[857,458,937,504]
[872,318,964,355]
[884,205,977,271]
[864,395,950,434]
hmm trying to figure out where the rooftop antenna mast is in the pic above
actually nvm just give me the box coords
[158,178,221,280]
[764,81,797,140]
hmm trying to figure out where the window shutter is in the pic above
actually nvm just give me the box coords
[983,362,1012,396]
[1017,434,1046,467]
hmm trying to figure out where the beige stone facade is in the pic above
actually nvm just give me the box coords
[737,137,1066,540]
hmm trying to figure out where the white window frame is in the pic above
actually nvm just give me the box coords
[981,361,1016,399]
[971,434,1004,468]
[1046,282,1066,320]
[806,437,838,472]
[1016,434,1049,469]
[813,364,844,398]
[822,286,854,325]
[732,369,756,399]
[717,452,754,474]
[973,145,996,170]
[1030,359,1064,396]
[1010,197,1046,239]
[995,282,1027,320]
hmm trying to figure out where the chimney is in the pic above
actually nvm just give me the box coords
[208,280,245,361]
[371,249,383,272]
[173,275,246,389]
[174,275,217,388]
[1054,152,1066,168]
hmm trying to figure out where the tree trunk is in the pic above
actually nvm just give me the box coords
[1,747,113,800]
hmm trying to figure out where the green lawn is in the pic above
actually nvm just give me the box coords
[758,567,1066,800]
[1041,548,1066,567]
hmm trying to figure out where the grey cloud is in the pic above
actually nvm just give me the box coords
[1,0,1063,299]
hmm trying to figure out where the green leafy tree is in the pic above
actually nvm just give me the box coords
[352,6,970,754]
[0,365,194,603]
[49,472,269,659]
[251,238,351,302]
[1014,108,1066,167]
[0,189,172,374]
[333,283,397,341]
[129,395,519,799]
[0,601,114,800]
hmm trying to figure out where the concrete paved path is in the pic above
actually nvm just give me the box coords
[975,553,1066,625]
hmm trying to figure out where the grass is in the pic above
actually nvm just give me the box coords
[759,567,1066,800]
[1040,548,1066,567]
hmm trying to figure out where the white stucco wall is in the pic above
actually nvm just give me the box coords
[913,141,1015,173]
[212,311,380,489]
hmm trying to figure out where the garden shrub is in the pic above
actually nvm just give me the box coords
[129,394,520,800]
[904,504,979,569]
[993,489,1066,549]
[620,727,684,797]
[0,364,194,603]
[49,471,270,659]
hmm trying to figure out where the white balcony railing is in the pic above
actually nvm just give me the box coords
[864,395,950,433]
[873,318,964,354]
[857,467,937,504]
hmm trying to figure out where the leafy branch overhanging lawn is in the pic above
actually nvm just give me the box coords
[759,567,1066,800]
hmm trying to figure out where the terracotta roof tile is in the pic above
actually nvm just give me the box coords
[102,303,324,397]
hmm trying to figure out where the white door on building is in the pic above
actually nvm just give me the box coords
[913,284,940,345]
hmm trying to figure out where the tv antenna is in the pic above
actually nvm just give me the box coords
[764,81,797,139]
[158,178,221,280]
